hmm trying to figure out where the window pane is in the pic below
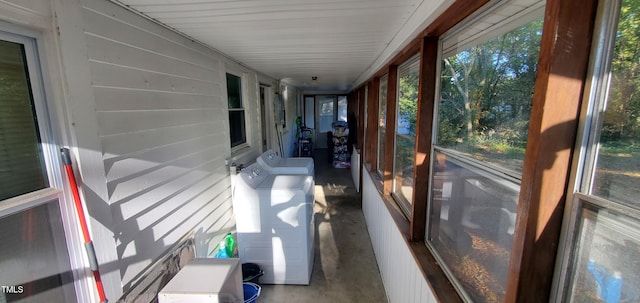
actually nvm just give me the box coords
[429,16,543,302]
[226,73,242,109]
[393,59,419,211]
[429,150,519,302]
[591,0,640,207]
[229,110,246,147]
[378,76,388,175]
[565,205,640,302]
[337,96,348,122]
[0,201,77,302]
[304,96,315,129]
[0,40,48,200]
[317,96,335,133]
[378,129,386,174]
[437,19,543,174]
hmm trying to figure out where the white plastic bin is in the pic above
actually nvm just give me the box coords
[158,258,243,303]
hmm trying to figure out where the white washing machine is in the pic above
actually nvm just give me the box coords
[232,163,315,285]
[257,149,314,176]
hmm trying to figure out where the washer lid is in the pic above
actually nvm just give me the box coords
[257,174,311,190]
[257,152,314,171]
[276,158,314,169]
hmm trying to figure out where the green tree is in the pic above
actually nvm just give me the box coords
[603,0,640,141]
[395,71,419,173]
[398,72,419,135]
[439,19,543,150]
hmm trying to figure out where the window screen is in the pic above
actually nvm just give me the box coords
[393,55,420,216]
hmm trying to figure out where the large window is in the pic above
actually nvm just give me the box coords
[393,56,420,216]
[427,4,544,301]
[227,73,246,148]
[555,0,640,301]
[0,40,48,200]
[0,34,77,302]
[589,0,640,208]
[377,75,388,177]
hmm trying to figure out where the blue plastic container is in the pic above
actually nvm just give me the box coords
[243,282,261,303]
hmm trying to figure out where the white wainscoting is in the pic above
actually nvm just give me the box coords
[351,148,360,192]
[362,171,436,303]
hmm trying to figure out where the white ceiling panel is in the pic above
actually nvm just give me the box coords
[111,0,545,91]
[113,0,453,92]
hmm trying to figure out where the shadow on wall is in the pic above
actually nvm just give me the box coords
[76,152,237,302]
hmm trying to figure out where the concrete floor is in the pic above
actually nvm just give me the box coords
[259,149,388,303]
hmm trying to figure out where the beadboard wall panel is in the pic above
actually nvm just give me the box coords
[362,171,436,303]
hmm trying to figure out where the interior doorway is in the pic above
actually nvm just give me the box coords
[304,95,348,149]
[315,95,335,149]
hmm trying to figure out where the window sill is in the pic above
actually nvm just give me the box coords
[230,143,251,156]
[229,144,257,167]
[365,167,463,303]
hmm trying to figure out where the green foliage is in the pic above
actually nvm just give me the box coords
[437,18,543,163]
[396,71,419,171]
[602,0,640,141]
[398,72,419,135]
[599,138,640,154]
[395,134,415,172]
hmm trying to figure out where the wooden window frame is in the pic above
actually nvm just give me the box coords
[505,0,597,301]
[553,0,639,300]
[365,79,379,172]
[356,0,598,301]
[382,65,398,196]
[375,75,388,177]
[357,86,366,154]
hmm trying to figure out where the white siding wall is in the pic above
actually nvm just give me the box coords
[46,0,276,299]
[0,1,101,302]
[362,172,437,303]
[282,84,301,157]
[0,0,51,28]
[77,0,261,289]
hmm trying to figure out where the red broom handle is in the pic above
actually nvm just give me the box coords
[61,148,108,303]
